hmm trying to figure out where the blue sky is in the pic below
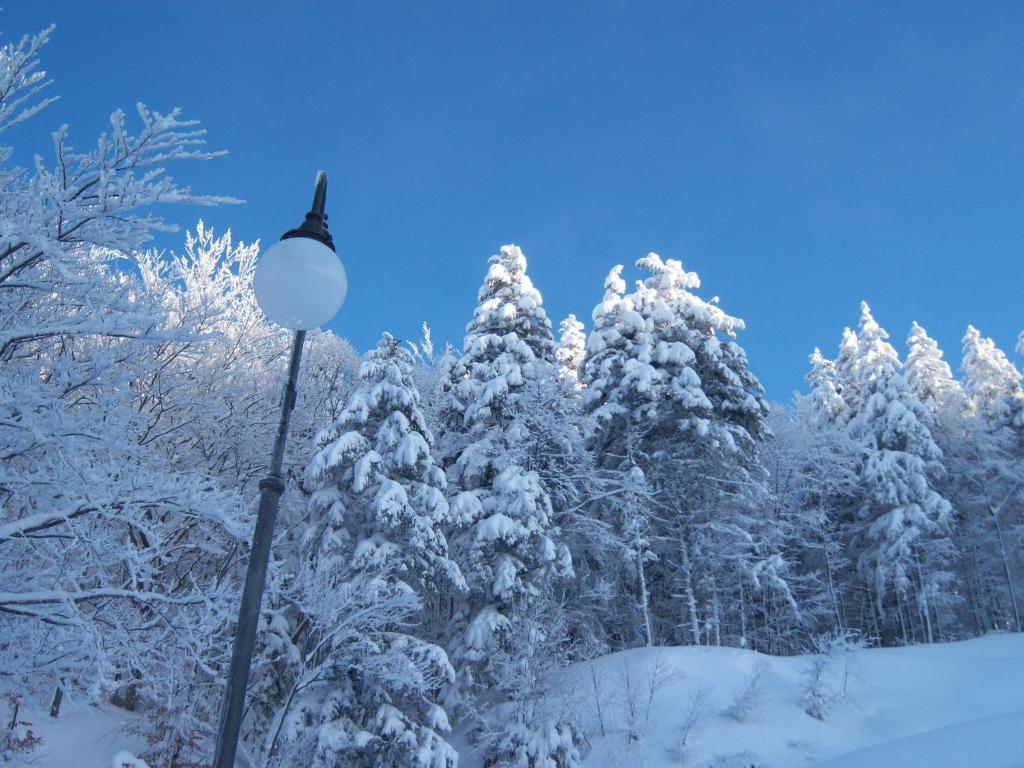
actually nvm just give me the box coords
[3,2,1022,400]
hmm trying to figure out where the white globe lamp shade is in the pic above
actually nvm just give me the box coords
[253,237,347,330]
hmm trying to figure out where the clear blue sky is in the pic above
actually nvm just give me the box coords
[4,1,1022,400]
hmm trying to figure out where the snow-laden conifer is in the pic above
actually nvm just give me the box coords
[580,254,782,649]
[556,313,587,389]
[806,348,847,425]
[442,245,571,658]
[846,303,955,643]
[440,244,579,765]
[833,327,861,420]
[278,334,463,767]
[962,325,1024,434]
[905,321,963,419]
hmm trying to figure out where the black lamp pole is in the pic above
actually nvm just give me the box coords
[212,172,334,768]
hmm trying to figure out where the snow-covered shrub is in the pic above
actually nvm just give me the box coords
[482,718,582,768]
[706,751,762,768]
[468,596,588,768]
[674,684,713,764]
[1,694,42,763]
[724,660,769,722]
[609,651,682,745]
[802,630,868,721]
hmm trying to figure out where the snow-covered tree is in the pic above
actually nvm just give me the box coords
[805,348,847,425]
[556,313,586,389]
[764,405,859,642]
[270,333,463,767]
[580,254,783,651]
[962,325,1024,436]
[940,411,1024,636]
[844,303,955,644]
[440,244,578,764]
[0,24,251,754]
[905,322,963,421]
[937,327,1024,636]
[832,327,861,421]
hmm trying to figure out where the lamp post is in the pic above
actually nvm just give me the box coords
[212,171,347,768]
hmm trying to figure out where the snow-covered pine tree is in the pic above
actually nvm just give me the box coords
[755,350,866,642]
[905,322,963,419]
[764,404,858,639]
[833,327,861,421]
[845,303,956,644]
[806,348,848,426]
[573,265,660,648]
[962,325,1024,438]
[581,254,784,650]
[951,326,1024,633]
[556,313,586,389]
[440,245,578,764]
[273,333,463,768]
[898,321,993,638]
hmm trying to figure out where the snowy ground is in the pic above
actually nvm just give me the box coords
[5,702,147,767]
[554,632,1024,768]
[8,633,1024,767]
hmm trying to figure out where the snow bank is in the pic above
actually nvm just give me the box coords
[15,634,1024,767]
[551,633,1024,767]
[10,702,148,768]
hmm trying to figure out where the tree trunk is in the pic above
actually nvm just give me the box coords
[636,547,653,647]
[710,577,722,647]
[895,589,909,645]
[955,532,985,636]
[913,553,934,643]
[49,686,63,718]
[738,579,748,647]
[820,524,844,631]
[680,539,701,645]
[990,507,1021,631]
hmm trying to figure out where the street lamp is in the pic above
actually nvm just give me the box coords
[212,171,347,768]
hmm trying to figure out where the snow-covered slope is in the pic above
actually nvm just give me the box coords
[554,633,1024,768]
[11,634,1024,767]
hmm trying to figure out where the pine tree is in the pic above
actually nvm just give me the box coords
[962,325,1024,435]
[556,313,586,389]
[845,303,955,644]
[806,348,847,425]
[765,405,858,637]
[581,254,782,650]
[905,322,963,419]
[940,407,1023,636]
[954,326,1024,632]
[277,334,463,768]
[440,245,576,764]
[576,265,660,647]
[833,327,861,420]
